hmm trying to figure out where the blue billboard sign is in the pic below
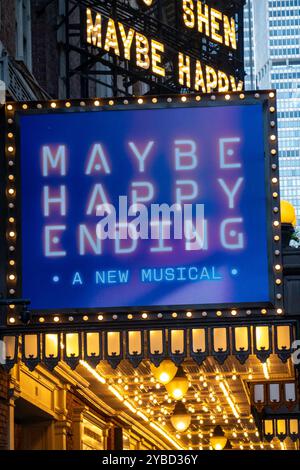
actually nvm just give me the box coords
[18,101,272,311]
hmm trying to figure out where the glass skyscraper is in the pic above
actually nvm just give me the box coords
[245,0,300,219]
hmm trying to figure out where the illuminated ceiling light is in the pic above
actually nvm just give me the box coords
[165,366,189,400]
[170,401,191,432]
[210,426,227,451]
[150,360,178,385]
[232,374,237,381]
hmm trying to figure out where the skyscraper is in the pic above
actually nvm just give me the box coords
[244,0,255,90]
[249,0,300,219]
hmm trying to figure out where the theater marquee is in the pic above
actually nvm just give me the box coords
[2,91,283,319]
[85,0,245,93]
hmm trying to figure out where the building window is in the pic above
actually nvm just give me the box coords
[15,0,32,70]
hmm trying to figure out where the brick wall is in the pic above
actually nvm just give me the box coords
[0,368,9,450]
[0,1,16,55]
[31,0,59,98]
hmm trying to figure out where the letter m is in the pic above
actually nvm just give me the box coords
[43,145,66,176]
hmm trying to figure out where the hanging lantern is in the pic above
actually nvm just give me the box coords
[84,332,102,367]
[211,328,230,364]
[254,326,272,362]
[210,425,228,450]
[147,330,166,366]
[275,325,293,362]
[126,330,143,367]
[22,334,40,370]
[170,401,191,432]
[43,333,61,370]
[284,382,297,409]
[2,335,18,371]
[105,331,123,368]
[276,419,287,441]
[190,328,208,365]
[63,333,82,369]
[233,326,251,364]
[150,359,178,385]
[289,419,300,441]
[169,330,186,365]
[165,366,189,400]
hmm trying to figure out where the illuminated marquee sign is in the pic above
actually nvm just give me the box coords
[85,0,244,93]
[3,92,283,316]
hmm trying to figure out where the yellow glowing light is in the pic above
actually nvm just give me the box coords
[94,100,100,106]
[65,102,71,108]
[7,105,13,111]
[165,367,189,400]
[98,314,104,320]
[150,360,178,385]
[9,317,16,324]
[54,316,60,322]
[22,104,28,110]
[8,274,15,281]
[50,102,57,108]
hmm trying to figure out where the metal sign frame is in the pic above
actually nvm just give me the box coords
[1,90,283,326]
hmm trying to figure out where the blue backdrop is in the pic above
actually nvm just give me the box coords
[19,104,270,310]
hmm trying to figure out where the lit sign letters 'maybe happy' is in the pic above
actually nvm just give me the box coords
[20,103,270,311]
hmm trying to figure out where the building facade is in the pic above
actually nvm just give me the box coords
[0,0,300,452]
[249,0,300,219]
